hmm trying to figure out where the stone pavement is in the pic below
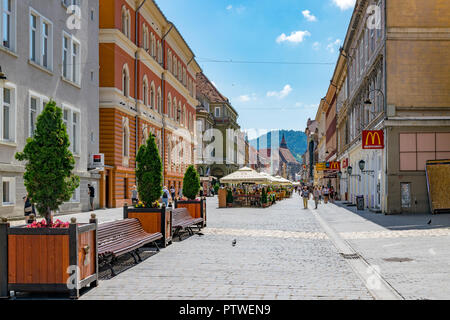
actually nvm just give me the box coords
[81,195,373,300]
[317,201,450,300]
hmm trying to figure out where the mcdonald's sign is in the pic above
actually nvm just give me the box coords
[362,130,384,149]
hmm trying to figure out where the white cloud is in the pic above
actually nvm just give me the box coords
[226,5,233,10]
[312,42,321,50]
[236,5,246,14]
[276,30,311,44]
[238,93,257,102]
[302,10,317,22]
[326,39,342,53]
[332,0,356,11]
[267,85,292,99]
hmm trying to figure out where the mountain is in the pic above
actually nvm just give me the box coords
[249,130,307,163]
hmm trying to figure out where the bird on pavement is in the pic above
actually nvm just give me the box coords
[232,239,237,247]
[197,232,204,236]
[427,220,432,225]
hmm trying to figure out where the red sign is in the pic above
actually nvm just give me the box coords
[342,158,349,169]
[362,130,384,149]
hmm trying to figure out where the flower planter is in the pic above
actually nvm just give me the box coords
[175,198,207,228]
[123,206,172,247]
[0,217,99,300]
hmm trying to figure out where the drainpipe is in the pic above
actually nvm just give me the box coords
[135,0,147,169]
[161,23,174,185]
[383,0,388,214]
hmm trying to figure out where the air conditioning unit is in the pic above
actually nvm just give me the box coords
[89,154,104,169]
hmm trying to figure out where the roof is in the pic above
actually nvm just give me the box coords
[196,72,229,103]
[280,148,300,165]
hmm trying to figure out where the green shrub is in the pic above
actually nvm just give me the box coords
[135,134,163,206]
[261,188,268,204]
[183,165,201,200]
[226,189,234,204]
[15,100,79,224]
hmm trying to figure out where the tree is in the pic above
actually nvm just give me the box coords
[136,134,163,207]
[182,165,201,200]
[15,100,79,224]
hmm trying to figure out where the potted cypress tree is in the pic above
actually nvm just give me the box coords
[123,134,172,247]
[1,101,99,299]
[175,165,207,227]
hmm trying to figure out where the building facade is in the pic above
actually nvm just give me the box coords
[195,72,242,180]
[98,0,201,208]
[326,0,450,214]
[0,0,100,219]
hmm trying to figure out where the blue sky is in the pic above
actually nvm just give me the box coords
[156,0,356,138]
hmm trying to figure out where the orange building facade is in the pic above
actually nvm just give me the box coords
[99,0,201,208]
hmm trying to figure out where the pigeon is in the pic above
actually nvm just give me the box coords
[197,232,204,236]
[427,220,432,225]
[232,239,237,247]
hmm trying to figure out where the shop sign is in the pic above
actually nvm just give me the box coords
[362,130,384,149]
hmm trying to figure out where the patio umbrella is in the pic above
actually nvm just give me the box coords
[220,167,271,185]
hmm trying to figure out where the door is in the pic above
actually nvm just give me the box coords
[105,171,110,208]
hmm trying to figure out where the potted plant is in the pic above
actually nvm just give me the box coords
[1,101,99,299]
[261,188,268,208]
[123,134,172,247]
[226,189,234,207]
[175,165,206,227]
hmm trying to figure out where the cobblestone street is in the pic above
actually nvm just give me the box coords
[82,196,374,300]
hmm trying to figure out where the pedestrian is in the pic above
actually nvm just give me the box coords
[330,186,335,204]
[313,186,320,209]
[87,183,95,211]
[162,186,170,207]
[170,185,176,201]
[178,187,183,199]
[323,186,329,204]
[301,186,310,209]
[131,185,138,205]
[23,193,36,223]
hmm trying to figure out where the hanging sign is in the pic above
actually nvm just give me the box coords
[362,130,384,149]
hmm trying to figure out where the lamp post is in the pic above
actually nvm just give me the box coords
[364,88,385,117]
[0,66,7,82]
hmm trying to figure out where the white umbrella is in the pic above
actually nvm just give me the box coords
[220,167,271,185]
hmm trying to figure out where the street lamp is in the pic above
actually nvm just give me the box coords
[347,166,353,176]
[359,160,365,171]
[364,88,385,115]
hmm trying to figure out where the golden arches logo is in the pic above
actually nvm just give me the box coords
[366,131,382,146]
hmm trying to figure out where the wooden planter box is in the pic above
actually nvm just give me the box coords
[0,218,98,299]
[123,206,172,247]
[175,198,207,227]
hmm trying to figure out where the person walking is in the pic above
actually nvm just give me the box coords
[329,186,335,204]
[131,185,138,205]
[301,186,310,209]
[313,186,321,209]
[23,193,36,223]
[323,186,329,204]
[162,186,170,207]
[88,184,95,211]
[170,186,176,201]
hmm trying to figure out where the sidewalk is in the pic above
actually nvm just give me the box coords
[314,200,450,300]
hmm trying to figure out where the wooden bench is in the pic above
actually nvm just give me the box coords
[98,218,162,276]
[172,208,204,241]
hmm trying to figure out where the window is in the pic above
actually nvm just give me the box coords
[400,133,450,171]
[1,0,16,51]
[29,9,53,70]
[173,56,177,77]
[62,105,80,154]
[167,93,171,117]
[70,186,80,203]
[122,65,129,97]
[143,24,148,51]
[1,86,15,142]
[167,50,172,72]
[151,33,155,58]
[157,87,161,113]
[142,76,148,106]
[215,107,220,117]
[62,33,81,84]
[121,6,130,38]
[2,177,14,205]
[124,178,128,199]
[150,82,155,109]
[29,92,48,137]
[122,117,130,162]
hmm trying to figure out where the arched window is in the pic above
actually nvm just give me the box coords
[157,87,162,113]
[168,50,172,72]
[157,41,162,64]
[150,82,155,109]
[167,93,172,117]
[151,34,156,58]
[183,105,186,126]
[173,97,177,120]
[123,117,130,158]
[122,65,129,97]
[142,76,148,106]
[143,25,148,50]
[173,56,177,77]
[121,7,130,38]
[178,102,182,123]
[142,124,148,146]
